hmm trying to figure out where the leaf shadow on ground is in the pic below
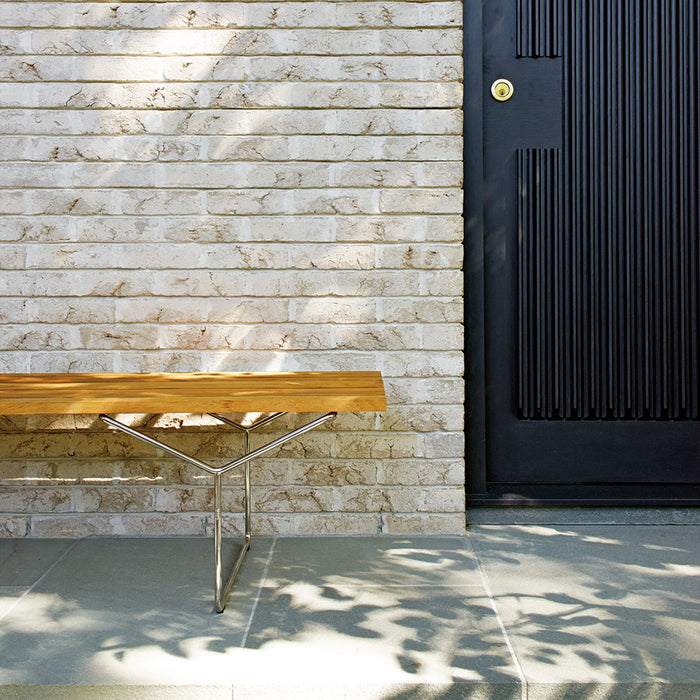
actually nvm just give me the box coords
[468,525,700,687]
[0,537,517,691]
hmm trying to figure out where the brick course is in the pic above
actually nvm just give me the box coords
[0,0,464,536]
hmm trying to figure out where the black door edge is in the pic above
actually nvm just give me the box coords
[464,0,488,497]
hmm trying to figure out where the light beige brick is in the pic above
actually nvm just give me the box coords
[0,354,31,373]
[22,298,116,324]
[379,405,463,432]
[334,215,463,242]
[0,218,64,242]
[290,244,376,270]
[152,486,244,513]
[289,298,376,324]
[0,515,29,537]
[0,459,110,487]
[421,270,464,296]
[0,30,30,55]
[422,432,465,459]
[378,243,463,270]
[421,486,465,512]
[251,513,379,536]
[119,190,205,215]
[255,486,335,513]
[0,486,73,513]
[78,325,161,351]
[421,323,464,351]
[207,136,291,162]
[0,57,162,83]
[387,378,465,406]
[0,191,27,215]
[381,135,462,161]
[377,459,465,486]
[419,162,464,187]
[3,325,78,351]
[0,414,83,433]
[0,244,26,269]
[380,188,463,214]
[334,486,421,513]
[27,352,117,373]
[25,190,117,216]
[380,298,463,324]
[334,109,463,136]
[254,459,377,487]
[382,351,464,378]
[72,486,158,513]
[382,513,466,535]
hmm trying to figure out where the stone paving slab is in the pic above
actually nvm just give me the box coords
[0,539,74,586]
[0,688,233,700]
[0,537,274,686]
[243,538,516,689]
[469,525,700,691]
[0,529,697,699]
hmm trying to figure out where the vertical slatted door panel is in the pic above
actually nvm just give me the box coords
[518,148,562,419]
[520,0,700,420]
[517,0,561,57]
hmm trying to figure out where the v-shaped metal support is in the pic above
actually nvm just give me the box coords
[100,410,336,612]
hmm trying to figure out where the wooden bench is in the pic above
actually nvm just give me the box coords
[0,371,386,612]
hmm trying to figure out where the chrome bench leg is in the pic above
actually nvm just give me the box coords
[100,411,336,612]
[214,469,249,613]
[210,413,269,613]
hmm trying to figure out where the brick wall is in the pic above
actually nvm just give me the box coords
[0,0,464,537]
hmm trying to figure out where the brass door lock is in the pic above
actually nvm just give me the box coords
[491,78,514,101]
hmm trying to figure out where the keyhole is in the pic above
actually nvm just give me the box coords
[491,78,514,102]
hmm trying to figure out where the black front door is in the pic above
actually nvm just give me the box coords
[467,0,700,504]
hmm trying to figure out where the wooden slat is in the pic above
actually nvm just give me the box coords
[0,372,386,415]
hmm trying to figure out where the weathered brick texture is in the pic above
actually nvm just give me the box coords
[0,0,464,536]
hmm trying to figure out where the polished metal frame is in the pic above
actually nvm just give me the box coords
[100,410,336,612]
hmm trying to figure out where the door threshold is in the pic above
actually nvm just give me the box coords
[467,506,700,526]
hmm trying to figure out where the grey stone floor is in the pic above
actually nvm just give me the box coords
[0,526,698,699]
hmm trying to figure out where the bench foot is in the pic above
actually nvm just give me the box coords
[100,410,336,612]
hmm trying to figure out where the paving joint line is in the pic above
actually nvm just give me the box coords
[466,531,528,700]
[0,537,84,625]
[240,535,277,648]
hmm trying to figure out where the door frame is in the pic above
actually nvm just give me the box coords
[464,0,488,501]
[463,0,700,507]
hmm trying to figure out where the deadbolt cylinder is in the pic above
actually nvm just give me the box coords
[491,78,514,101]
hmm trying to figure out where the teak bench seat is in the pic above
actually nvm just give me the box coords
[0,371,386,612]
